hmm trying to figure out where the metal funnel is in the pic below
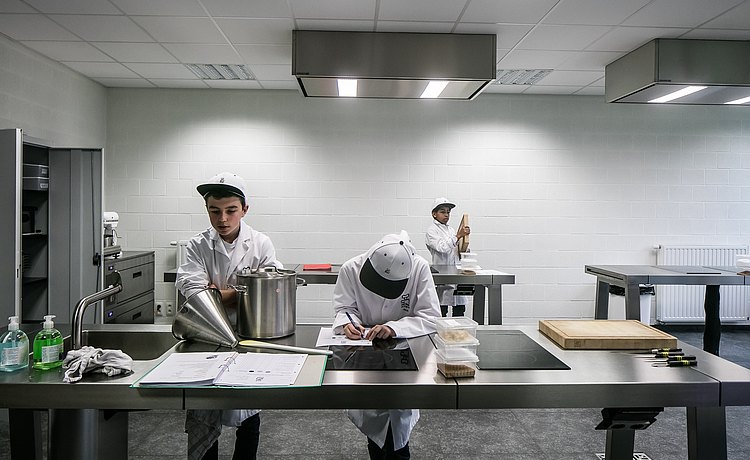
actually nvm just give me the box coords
[172,287,238,348]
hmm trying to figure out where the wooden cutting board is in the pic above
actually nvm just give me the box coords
[457,213,470,253]
[539,320,677,350]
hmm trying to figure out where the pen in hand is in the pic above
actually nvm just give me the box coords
[345,312,363,339]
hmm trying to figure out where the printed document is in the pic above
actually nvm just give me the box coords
[315,327,372,347]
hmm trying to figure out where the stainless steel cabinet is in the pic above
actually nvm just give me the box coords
[103,251,155,324]
[0,128,103,325]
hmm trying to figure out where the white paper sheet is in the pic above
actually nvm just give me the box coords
[315,327,373,347]
[139,351,236,385]
[214,353,307,386]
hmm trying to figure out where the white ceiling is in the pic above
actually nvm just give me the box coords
[1,0,750,95]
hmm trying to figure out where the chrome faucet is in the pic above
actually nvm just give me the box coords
[72,273,123,350]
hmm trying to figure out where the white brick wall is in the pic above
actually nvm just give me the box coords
[0,35,106,147]
[105,88,750,325]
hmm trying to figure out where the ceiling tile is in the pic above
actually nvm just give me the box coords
[163,44,242,64]
[149,79,210,88]
[453,23,533,49]
[294,19,374,31]
[703,1,750,29]
[21,41,113,62]
[498,50,579,69]
[556,51,625,71]
[461,0,559,24]
[482,85,528,94]
[249,64,293,81]
[109,0,207,16]
[682,29,750,40]
[92,42,178,63]
[522,85,579,94]
[260,81,299,90]
[379,0,464,22]
[50,15,153,42]
[203,80,263,89]
[132,17,226,43]
[517,24,612,50]
[574,86,605,96]
[124,63,197,79]
[586,26,690,52]
[62,61,139,78]
[202,0,292,18]
[538,70,603,86]
[234,44,291,65]
[0,14,79,40]
[375,21,454,33]
[215,18,293,44]
[25,0,120,14]
[93,77,157,87]
[621,0,745,28]
[542,0,651,26]
[0,1,36,13]
[290,0,376,20]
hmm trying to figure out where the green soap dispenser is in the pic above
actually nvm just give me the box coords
[0,316,29,372]
[32,315,63,370]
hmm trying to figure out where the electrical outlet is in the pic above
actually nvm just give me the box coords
[166,303,174,316]
[155,303,163,317]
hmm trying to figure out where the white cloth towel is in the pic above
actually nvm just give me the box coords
[62,346,133,383]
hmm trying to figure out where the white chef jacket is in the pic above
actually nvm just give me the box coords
[425,219,460,306]
[176,220,282,459]
[332,251,440,450]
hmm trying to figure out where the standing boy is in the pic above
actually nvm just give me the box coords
[176,172,282,460]
[333,231,440,459]
[425,197,470,316]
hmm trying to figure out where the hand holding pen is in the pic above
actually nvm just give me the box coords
[344,312,366,340]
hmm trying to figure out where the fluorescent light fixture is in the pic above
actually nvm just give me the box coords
[185,64,252,80]
[725,96,750,105]
[420,81,449,98]
[648,86,707,103]
[337,79,357,97]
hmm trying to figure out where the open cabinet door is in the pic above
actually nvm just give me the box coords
[0,129,23,320]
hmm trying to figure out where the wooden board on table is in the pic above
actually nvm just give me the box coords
[457,213,469,253]
[538,319,677,350]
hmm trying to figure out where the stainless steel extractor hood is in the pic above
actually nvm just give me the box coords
[605,39,750,105]
[292,30,496,100]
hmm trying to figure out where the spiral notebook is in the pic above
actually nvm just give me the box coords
[138,351,306,386]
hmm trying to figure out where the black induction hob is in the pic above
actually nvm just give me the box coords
[326,338,418,370]
[476,329,569,370]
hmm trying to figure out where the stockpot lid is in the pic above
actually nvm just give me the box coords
[237,266,297,279]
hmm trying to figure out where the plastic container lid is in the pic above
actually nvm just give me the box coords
[434,345,479,363]
[435,316,478,343]
[433,331,479,348]
[42,314,55,329]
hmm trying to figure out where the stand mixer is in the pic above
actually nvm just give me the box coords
[103,211,121,257]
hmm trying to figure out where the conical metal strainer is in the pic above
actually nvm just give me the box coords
[172,287,238,348]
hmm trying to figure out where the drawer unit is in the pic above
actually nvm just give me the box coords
[104,251,155,324]
[105,291,154,324]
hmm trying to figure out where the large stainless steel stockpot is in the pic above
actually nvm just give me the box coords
[234,267,305,339]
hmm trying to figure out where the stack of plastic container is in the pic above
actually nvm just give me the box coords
[433,317,479,378]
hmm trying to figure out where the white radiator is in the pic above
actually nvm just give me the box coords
[656,245,750,323]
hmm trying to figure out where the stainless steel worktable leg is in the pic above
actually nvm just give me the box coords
[472,286,486,323]
[487,285,503,325]
[687,406,727,460]
[595,279,610,319]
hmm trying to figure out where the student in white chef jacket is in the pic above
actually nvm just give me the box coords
[176,172,282,460]
[333,231,441,459]
[425,197,471,317]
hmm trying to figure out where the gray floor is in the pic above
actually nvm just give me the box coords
[2,327,749,459]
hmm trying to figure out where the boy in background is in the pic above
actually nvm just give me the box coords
[425,197,470,317]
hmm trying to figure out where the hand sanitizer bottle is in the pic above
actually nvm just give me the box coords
[0,316,29,372]
[32,315,63,370]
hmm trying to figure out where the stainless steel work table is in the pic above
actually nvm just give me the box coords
[3,324,749,460]
[291,264,516,325]
[585,264,748,355]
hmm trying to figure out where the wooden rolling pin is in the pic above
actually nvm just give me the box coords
[238,339,333,356]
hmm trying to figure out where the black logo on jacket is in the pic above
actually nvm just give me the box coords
[401,293,410,312]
